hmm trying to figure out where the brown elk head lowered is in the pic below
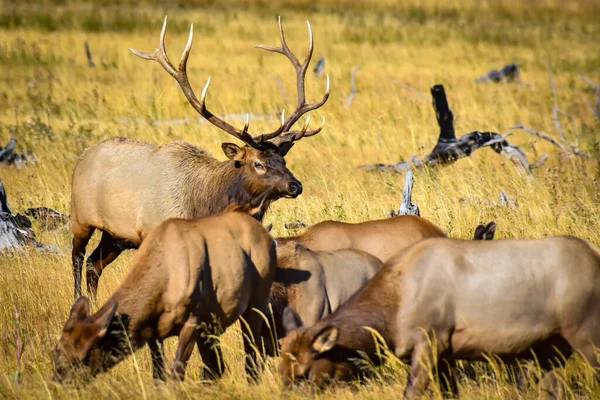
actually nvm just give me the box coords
[129,16,330,200]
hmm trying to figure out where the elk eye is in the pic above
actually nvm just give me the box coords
[254,162,265,170]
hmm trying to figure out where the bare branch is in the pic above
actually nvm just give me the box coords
[345,67,361,109]
[510,123,569,152]
[391,80,431,102]
[547,62,567,143]
[84,41,96,68]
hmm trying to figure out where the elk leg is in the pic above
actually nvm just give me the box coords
[173,318,198,381]
[72,227,94,300]
[197,335,225,380]
[86,232,123,300]
[148,339,167,382]
[240,307,266,382]
[437,358,459,398]
[404,342,435,399]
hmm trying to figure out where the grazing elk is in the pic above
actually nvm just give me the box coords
[278,237,600,398]
[71,16,329,299]
[276,215,447,264]
[263,241,382,355]
[54,206,276,383]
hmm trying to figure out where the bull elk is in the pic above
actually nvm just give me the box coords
[54,206,276,383]
[278,237,600,398]
[71,16,329,299]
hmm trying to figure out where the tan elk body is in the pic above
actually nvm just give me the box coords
[277,215,447,263]
[71,16,329,299]
[55,208,276,382]
[263,242,382,354]
[279,237,600,398]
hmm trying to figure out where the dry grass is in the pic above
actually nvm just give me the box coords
[0,0,599,398]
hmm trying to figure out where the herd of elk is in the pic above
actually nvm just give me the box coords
[71,15,329,299]
[278,237,600,397]
[48,14,599,398]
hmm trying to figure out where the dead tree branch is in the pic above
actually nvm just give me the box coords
[345,67,361,109]
[579,75,600,121]
[0,179,65,253]
[84,41,96,68]
[389,169,420,217]
[360,85,542,173]
[547,62,568,143]
[313,57,325,77]
[475,63,530,86]
[510,123,569,152]
[511,123,589,158]
[391,80,431,102]
[0,138,36,168]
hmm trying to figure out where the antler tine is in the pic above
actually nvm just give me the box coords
[274,115,325,147]
[253,17,330,148]
[130,16,264,150]
[252,109,286,143]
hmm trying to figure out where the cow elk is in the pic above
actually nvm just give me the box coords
[279,237,600,398]
[71,16,329,299]
[263,241,382,355]
[54,206,276,383]
[276,215,447,264]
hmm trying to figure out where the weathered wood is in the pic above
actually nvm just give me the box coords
[313,56,325,77]
[475,63,522,84]
[360,84,542,173]
[25,207,70,230]
[84,41,96,68]
[0,138,36,167]
[345,67,361,109]
[389,170,420,217]
[0,179,36,251]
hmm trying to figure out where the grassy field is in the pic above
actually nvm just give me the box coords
[1,0,599,398]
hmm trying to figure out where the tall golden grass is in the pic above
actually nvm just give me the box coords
[0,0,599,398]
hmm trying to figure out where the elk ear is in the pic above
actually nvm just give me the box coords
[69,297,91,321]
[483,222,496,240]
[222,143,245,162]
[93,302,118,339]
[473,224,485,240]
[277,142,295,157]
[312,325,339,354]
[282,306,304,336]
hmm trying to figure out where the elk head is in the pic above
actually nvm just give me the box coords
[53,297,120,382]
[129,16,330,203]
[278,307,353,386]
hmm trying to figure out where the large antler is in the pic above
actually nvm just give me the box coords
[255,16,330,150]
[129,16,276,150]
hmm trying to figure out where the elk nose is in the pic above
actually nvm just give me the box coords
[288,180,302,196]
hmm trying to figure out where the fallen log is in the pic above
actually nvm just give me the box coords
[0,179,65,253]
[475,63,523,84]
[0,179,36,251]
[0,138,36,168]
[361,85,545,173]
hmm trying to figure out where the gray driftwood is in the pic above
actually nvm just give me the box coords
[475,63,525,85]
[389,170,420,217]
[0,138,36,167]
[0,179,36,251]
[345,67,361,109]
